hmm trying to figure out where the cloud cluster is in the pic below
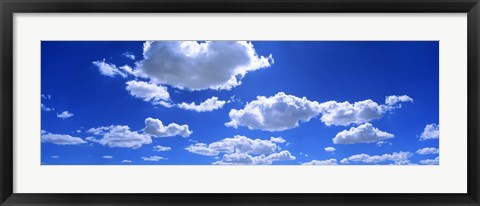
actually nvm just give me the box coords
[86,117,191,149]
[302,159,337,165]
[226,92,321,131]
[135,41,273,90]
[57,111,74,119]
[340,151,412,165]
[125,80,170,103]
[144,117,192,138]
[87,125,152,149]
[41,132,87,145]
[226,93,413,131]
[420,124,439,140]
[318,95,412,126]
[416,147,439,155]
[177,96,226,112]
[333,123,394,144]
[186,135,295,165]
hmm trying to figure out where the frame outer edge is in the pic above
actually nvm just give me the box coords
[0,0,14,205]
[468,1,480,204]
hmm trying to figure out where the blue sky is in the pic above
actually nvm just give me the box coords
[41,41,439,165]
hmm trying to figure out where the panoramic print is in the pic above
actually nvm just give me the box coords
[41,41,439,165]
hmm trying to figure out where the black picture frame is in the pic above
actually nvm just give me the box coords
[1,0,479,205]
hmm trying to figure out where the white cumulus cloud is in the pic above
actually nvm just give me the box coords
[318,100,383,126]
[186,135,295,165]
[41,132,87,145]
[143,117,192,138]
[177,96,226,112]
[102,155,113,159]
[57,111,74,119]
[340,151,412,165]
[135,41,273,90]
[302,159,337,165]
[333,123,394,144]
[416,147,439,155]
[420,123,439,140]
[318,95,413,126]
[86,125,152,149]
[226,92,321,132]
[92,60,127,78]
[125,80,170,103]
[122,160,133,163]
[385,95,414,106]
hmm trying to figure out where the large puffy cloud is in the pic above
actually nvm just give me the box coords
[186,135,294,165]
[213,150,295,165]
[125,80,170,103]
[144,117,192,138]
[225,92,321,131]
[226,93,413,131]
[86,117,191,149]
[333,123,394,144]
[41,132,87,145]
[420,123,439,140]
[302,159,337,165]
[416,147,439,155]
[135,41,273,90]
[419,156,439,165]
[340,151,412,165]
[177,96,226,112]
[87,125,152,149]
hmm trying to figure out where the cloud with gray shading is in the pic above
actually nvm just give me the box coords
[186,135,295,165]
[41,132,87,145]
[135,41,273,90]
[420,123,439,140]
[225,92,321,132]
[143,117,192,138]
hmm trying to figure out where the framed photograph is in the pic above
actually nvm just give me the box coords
[1,0,479,205]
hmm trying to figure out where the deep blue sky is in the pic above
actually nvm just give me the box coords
[41,41,439,165]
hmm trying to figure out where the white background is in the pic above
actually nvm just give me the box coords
[13,13,467,193]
